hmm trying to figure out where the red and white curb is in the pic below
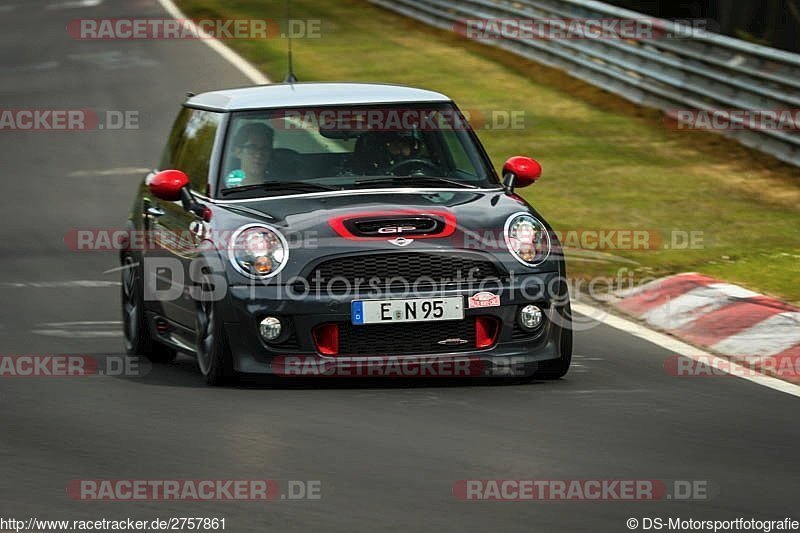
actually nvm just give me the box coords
[608,273,800,382]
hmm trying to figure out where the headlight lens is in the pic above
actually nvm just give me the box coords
[229,224,289,279]
[504,213,550,266]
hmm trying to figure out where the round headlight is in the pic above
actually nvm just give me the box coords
[504,213,550,266]
[228,224,289,279]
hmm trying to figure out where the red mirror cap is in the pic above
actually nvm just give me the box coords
[147,170,189,201]
[503,156,542,187]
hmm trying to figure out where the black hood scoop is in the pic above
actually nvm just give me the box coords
[345,215,446,237]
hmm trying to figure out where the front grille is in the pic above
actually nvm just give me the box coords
[337,319,476,355]
[311,253,503,292]
[512,322,536,340]
[276,329,300,351]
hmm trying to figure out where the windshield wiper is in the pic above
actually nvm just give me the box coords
[221,181,335,196]
[354,176,478,189]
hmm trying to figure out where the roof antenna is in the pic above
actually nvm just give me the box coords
[283,0,298,83]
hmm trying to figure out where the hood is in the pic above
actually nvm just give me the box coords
[210,189,561,280]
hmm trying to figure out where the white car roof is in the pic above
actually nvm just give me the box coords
[185,82,452,111]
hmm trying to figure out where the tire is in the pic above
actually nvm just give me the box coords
[532,301,573,380]
[121,252,177,363]
[194,273,236,386]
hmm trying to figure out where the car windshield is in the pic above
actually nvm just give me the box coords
[217,103,499,198]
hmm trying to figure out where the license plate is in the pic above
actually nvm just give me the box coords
[351,297,464,325]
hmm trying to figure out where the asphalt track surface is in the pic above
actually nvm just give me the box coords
[1,1,798,532]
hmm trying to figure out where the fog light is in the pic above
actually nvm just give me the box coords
[519,305,544,330]
[259,316,282,341]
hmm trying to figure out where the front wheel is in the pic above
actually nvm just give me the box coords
[121,252,177,363]
[532,302,573,380]
[195,275,235,386]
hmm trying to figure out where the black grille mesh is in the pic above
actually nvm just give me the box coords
[277,329,300,350]
[311,253,502,291]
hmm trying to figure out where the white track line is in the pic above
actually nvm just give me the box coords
[155,0,270,85]
[572,302,800,398]
[0,281,121,289]
[157,0,798,399]
[69,167,151,178]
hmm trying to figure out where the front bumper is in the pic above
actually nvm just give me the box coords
[220,272,568,377]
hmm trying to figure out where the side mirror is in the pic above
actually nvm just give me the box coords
[146,170,190,201]
[502,156,542,191]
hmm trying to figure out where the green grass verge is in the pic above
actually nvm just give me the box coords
[177,0,800,304]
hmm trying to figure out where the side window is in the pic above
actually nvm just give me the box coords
[160,108,222,192]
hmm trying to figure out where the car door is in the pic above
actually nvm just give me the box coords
[145,107,222,329]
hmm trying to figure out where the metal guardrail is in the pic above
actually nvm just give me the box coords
[370,0,800,167]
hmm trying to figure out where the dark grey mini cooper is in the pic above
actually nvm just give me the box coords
[121,82,572,385]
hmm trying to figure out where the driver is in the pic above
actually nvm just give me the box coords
[382,131,415,172]
[358,131,416,175]
[225,123,274,188]
[385,132,413,161]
